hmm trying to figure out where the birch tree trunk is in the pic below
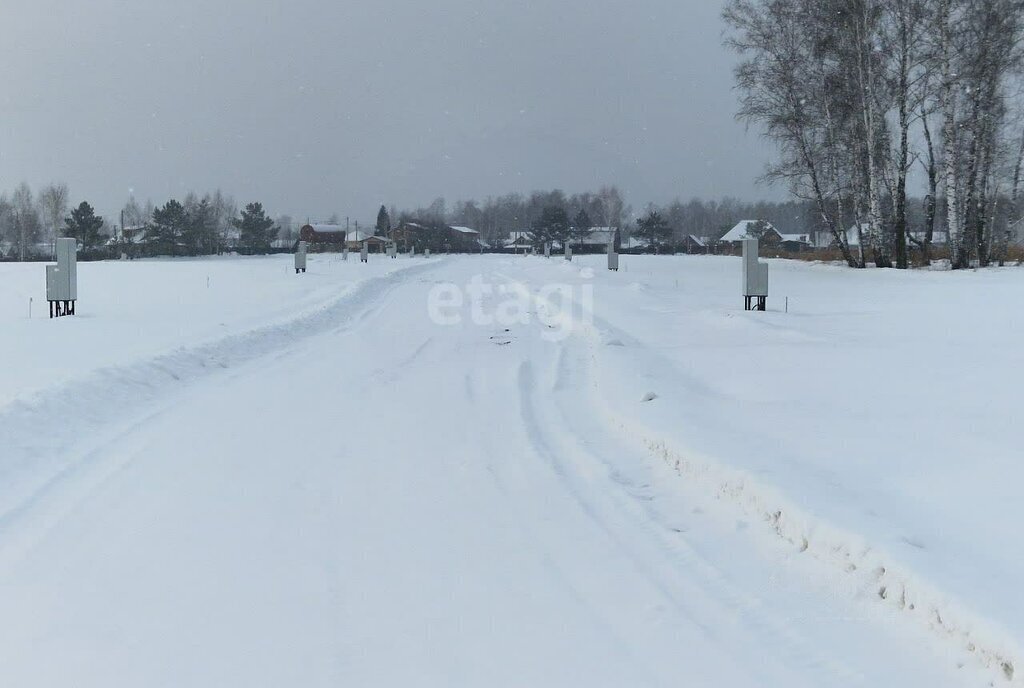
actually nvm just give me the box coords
[855,2,890,267]
[918,111,939,265]
[939,0,964,267]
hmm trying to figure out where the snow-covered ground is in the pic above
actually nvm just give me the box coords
[0,253,1019,686]
[0,254,408,404]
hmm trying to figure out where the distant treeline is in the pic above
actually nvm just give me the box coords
[0,183,288,260]
[391,185,954,254]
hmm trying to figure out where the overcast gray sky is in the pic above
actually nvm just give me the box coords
[1,0,778,224]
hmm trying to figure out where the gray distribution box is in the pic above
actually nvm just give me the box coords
[46,265,65,301]
[565,245,573,261]
[295,241,308,271]
[742,239,768,297]
[608,252,619,271]
[46,238,77,301]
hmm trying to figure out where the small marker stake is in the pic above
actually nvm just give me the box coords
[29,297,33,319]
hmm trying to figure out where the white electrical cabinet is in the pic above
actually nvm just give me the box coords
[45,238,78,317]
[742,239,768,295]
[46,239,77,301]
[742,238,768,310]
[295,241,308,272]
[46,265,67,301]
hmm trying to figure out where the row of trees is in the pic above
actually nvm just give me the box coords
[126,197,278,257]
[395,187,630,249]
[0,182,285,260]
[0,182,111,259]
[0,182,73,259]
[524,205,673,252]
[393,187,847,250]
[725,0,1024,268]
[528,206,594,247]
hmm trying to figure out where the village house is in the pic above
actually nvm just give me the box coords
[299,223,349,251]
[681,234,708,254]
[393,220,482,252]
[721,220,812,252]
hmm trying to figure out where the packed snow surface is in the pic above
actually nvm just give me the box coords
[0,253,1020,686]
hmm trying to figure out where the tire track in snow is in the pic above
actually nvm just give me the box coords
[540,338,868,686]
[0,261,443,563]
[487,269,864,686]
[545,273,1014,685]
[515,343,867,687]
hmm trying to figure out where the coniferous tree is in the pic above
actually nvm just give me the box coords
[529,205,570,248]
[635,210,671,253]
[183,197,215,255]
[63,201,105,252]
[376,205,391,236]
[148,199,188,256]
[571,208,593,246]
[233,202,278,254]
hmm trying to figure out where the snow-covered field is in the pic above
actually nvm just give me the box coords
[0,253,1020,686]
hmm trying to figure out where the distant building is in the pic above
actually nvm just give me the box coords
[681,234,708,254]
[343,230,387,252]
[450,226,481,241]
[503,231,534,251]
[620,235,649,252]
[721,220,811,252]
[393,220,482,252]
[299,223,348,251]
[568,227,620,253]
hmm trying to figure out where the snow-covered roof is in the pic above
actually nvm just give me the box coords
[573,228,610,244]
[575,228,616,245]
[450,226,479,235]
[621,236,648,249]
[721,220,780,242]
[305,223,346,234]
[346,231,383,242]
[779,233,811,244]
[505,232,533,246]
[686,234,706,247]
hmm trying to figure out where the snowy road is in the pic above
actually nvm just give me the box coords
[0,256,993,686]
